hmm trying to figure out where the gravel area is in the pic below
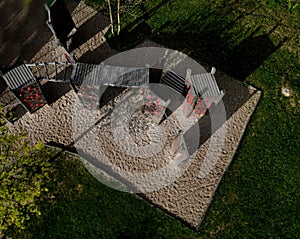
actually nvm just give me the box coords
[2,0,261,230]
[7,73,261,229]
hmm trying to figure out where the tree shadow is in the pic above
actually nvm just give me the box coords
[154,14,285,81]
[0,0,80,70]
[105,4,286,155]
[0,0,49,69]
[110,3,285,81]
[76,40,115,64]
[0,0,81,112]
[223,26,286,80]
[68,11,110,52]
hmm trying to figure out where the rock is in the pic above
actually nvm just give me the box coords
[282,87,290,97]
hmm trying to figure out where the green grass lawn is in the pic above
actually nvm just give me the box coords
[16,152,199,239]
[15,0,300,238]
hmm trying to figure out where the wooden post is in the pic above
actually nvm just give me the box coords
[185,68,192,85]
[171,129,190,166]
[107,0,114,35]
[171,129,184,154]
[183,84,197,118]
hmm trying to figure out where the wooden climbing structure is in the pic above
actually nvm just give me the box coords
[2,61,224,126]
[171,129,190,165]
[182,67,225,119]
[2,65,47,113]
[71,63,149,110]
[143,88,171,125]
[2,62,74,114]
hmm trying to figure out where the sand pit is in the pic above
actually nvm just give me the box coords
[6,68,261,228]
[2,0,261,230]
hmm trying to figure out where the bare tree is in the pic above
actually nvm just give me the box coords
[117,0,121,35]
[106,0,114,35]
[105,0,144,35]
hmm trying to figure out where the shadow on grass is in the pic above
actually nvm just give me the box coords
[222,25,286,80]
[16,151,197,239]
[109,3,285,81]
[0,0,51,70]
[151,16,285,81]
[106,3,286,154]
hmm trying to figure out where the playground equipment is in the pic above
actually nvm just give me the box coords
[2,62,73,113]
[43,0,223,115]
[2,62,224,118]
[171,129,190,165]
[160,70,186,94]
[143,89,171,124]
[26,62,74,82]
[0,0,225,168]
[2,61,224,166]
[2,65,47,113]
[184,67,225,118]
[70,63,150,109]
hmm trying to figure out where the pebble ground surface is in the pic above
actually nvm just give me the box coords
[1,0,261,229]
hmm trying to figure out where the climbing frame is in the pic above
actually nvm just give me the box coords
[186,68,225,119]
[71,63,149,110]
[143,88,171,125]
[171,130,190,166]
[2,65,47,113]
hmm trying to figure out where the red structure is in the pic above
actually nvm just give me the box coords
[193,96,218,118]
[17,83,47,113]
[77,85,99,110]
[143,88,171,125]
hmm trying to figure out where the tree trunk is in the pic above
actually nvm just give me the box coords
[117,0,121,35]
[106,0,114,35]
